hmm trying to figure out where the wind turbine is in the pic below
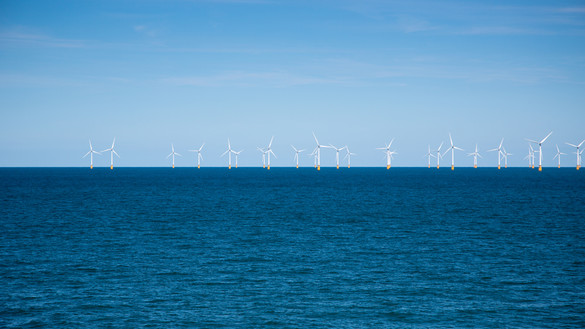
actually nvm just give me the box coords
[167,144,182,168]
[233,150,243,168]
[442,133,464,170]
[291,145,304,168]
[376,139,397,169]
[524,145,534,168]
[188,143,205,169]
[101,138,119,170]
[526,131,553,171]
[467,144,482,168]
[312,132,330,170]
[82,139,101,169]
[344,146,356,168]
[502,148,512,169]
[553,145,566,168]
[424,145,435,168]
[435,142,443,169]
[487,138,504,169]
[221,139,236,169]
[264,136,276,170]
[566,140,585,170]
[257,147,267,168]
[329,144,346,169]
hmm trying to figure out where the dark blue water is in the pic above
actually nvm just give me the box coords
[1,168,584,328]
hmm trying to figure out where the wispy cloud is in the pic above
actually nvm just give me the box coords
[0,27,85,48]
[161,71,347,87]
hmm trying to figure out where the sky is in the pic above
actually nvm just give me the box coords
[1,0,584,167]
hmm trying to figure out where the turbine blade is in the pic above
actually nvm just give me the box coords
[540,131,553,144]
[269,136,274,148]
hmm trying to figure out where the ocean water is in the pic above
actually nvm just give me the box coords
[1,167,584,328]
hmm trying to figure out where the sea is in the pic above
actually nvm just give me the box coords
[1,167,584,328]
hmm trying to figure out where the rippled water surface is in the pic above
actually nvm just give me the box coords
[1,167,584,328]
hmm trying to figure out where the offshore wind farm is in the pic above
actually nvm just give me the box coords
[80,131,583,170]
[2,1,585,328]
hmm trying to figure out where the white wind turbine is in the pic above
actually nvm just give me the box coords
[425,145,435,168]
[435,142,443,169]
[188,143,205,169]
[264,136,276,170]
[467,144,482,168]
[329,144,346,169]
[233,149,243,168]
[566,140,584,170]
[291,145,304,168]
[377,139,397,169]
[443,133,464,170]
[82,139,101,169]
[312,132,330,171]
[502,148,512,168]
[167,144,182,168]
[344,146,356,168]
[524,145,535,168]
[487,138,505,169]
[526,131,553,171]
[553,145,566,168]
[101,138,119,170]
[257,147,267,168]
[221,139,235,169]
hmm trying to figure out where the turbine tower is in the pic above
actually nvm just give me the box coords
[82,139,101,169]
[221,139,235,169]
[377,139,396,169]
[566,140,584,170]
[553,145,566,168]
[467,144,482,168]
[443,133,464,171]
[524,145,536,169]
[291,145,304,169]
[435,142,443,169]
[526,131,553,171]
[502,148,512,169]
[257,147,267,168]
[425,145,436,168]
[264,136,276,170]
[344,146,356,168]
[329,144,346,169]
[312,132,330,171]
[188,143,205,169]
[167,144,182,168]
[233,150,243,168]
[101,138,120,170]
[487,138,504,169]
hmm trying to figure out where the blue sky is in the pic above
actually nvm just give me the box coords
[1,0,584,167]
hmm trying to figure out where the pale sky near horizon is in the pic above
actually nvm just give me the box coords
[1,0,584,167]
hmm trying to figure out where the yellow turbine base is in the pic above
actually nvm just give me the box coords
[337,165,339,169]
[428,164,430,168]
[474,165,477,169]
[538,165,542,171]
[437,165,439,169]
[317,165,320,171]
[451,165,454,171]
[229,165,231,169]
[577,166,580,170]
[172,165,175,169]
[558,165,561,168]
[387,165,390,170]
[198,165,200,169]
[110,165,113,170]
[90,165,93,169]
[267,165,270,170]
[263,165,265,168]
[532,165,535,169]
[498,165,500,170]
[505,165,507,169]
[236,165,238,169]
[296,165,299,169]
[348,165,350,169]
